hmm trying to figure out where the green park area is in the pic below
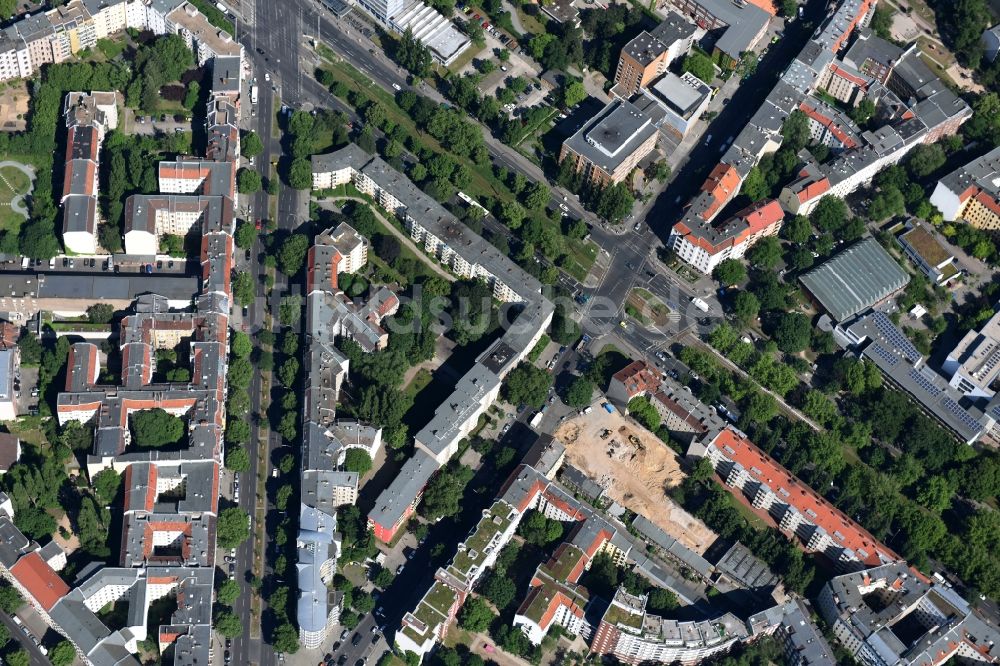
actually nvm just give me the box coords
[0,164,32,235]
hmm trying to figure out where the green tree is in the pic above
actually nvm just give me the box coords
[559,80,587,108]
[242,130,264,158]
[740,166,769,201]
[5,650,28,666]
[916,476,955,512]
[273,622,300,653]
[502,363,552,408]
[594,182,634,223]
[48,641,74,666]
[732,290,760,324]
[217,507,250,549]
[564,376,595,409]
[234,220,257,250]
[233,271,254,307]
[0,584,23,614]
[236,168,261,194]
[92,468,121,506]
[627,396,661,431]
[781,109,810,152]
[231,331,253,359]
[850,98,877,125]
[217,578,240,605]
[131,409,184,448]
[215,610,243,637]
[772,312,812,353]
[518,510,564,546]
[811,196,848,232]
[420,463,474,521]
[344,449,373,476]
[746,236,782,268]
[713,259,747,285]
[86,303,115,324]
[870,4,893,39]
[277,233,310,276]
[682,52,715,83]
[458,596,496,632]
[226,445,250,472]
[481,572,517,610]
[288,158,312,190]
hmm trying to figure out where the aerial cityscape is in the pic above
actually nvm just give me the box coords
[0,0,994,663]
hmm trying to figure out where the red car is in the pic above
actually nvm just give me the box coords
[482,21,490,28]
[255,219,262,230]
[473,13,480,19]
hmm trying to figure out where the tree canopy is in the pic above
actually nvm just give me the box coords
[131,409,185,448]
[502,363,552,408]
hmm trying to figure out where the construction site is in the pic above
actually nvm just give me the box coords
[554,408,715,555]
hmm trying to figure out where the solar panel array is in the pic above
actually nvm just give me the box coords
[868,343,899,367]
[908,367,942,397]
[940,396,985,434]
[872,311,921,360]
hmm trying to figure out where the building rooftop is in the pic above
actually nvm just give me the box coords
[368,449,438,531]
[844,311,993,444]
[708,428,900,566]
[799,237,909,321]
[166,2,243,59]
[646,71,712,118]
[563,100,657,176]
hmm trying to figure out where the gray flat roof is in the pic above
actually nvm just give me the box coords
[799,238,909,322]
[563,100,657,175]
[368,449,438,530]
[649,71,711,117]
[0,271,200,303]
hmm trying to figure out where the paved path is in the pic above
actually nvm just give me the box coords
[0,160,34,218]
[316,196,456,283]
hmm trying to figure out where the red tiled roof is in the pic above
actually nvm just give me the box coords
[611,360,661,398]
[797,177,831,203]
[711,430,899,566]
[10,552,69,611]
[738,199,784,234]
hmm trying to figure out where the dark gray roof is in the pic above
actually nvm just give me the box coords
[563,100,657,175]
[799,238,909,321]
[0,272,200,303]
[368,449,438,530]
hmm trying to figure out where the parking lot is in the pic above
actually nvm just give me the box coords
[121,108,192,136]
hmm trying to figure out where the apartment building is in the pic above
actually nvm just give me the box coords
[46,0,98,62]
[0,0,240,83]
[629,71,712,140]
[559,99,659,187]
[165,2,243,65]
[668,197,784,274]
[662,0,770,66]
[0,348,18,421]
[930,145,1000,230]
[817,563,1000,666]
[689,428,901,568]
[606,359,661,407]
[671,0,968,273]
[612,11,697,96]
[591,588,748,665]
[37,54,237,666]
[896,221,959,286]
[61,91,118,255]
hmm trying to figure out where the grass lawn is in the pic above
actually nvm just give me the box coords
[447,42,485,74]
[513,4,548,36]
[628,287,671,326]
[403,368,433,401]
[562,237,598,281]
[0,165,31,235]
[315,48,512,206]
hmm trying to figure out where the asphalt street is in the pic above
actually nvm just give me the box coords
[1,613,49,666]
[218,0,885,663]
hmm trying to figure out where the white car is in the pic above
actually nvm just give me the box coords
[264,72,270,81]
[392,83,402,91]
